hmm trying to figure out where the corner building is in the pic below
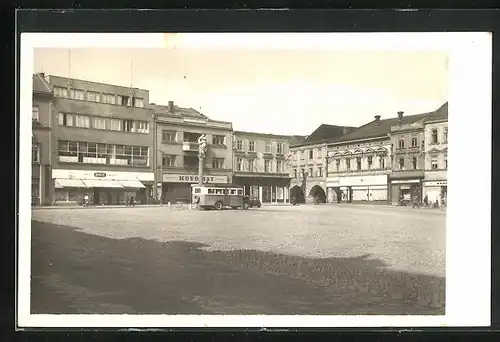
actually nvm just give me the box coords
[152,102,233,203]
[47,75,155,205]
[232,131,296,203]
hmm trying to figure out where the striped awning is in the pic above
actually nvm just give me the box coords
[118,180,146,188]
[82,179,124,188]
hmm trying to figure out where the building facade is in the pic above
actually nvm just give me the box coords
[152,102,233,204]
[32,74,54,206]
[422,103,448,206]
[46,74,155,205]
[232,131,294,203]
[387,111,427,205]
[289,125,354,203]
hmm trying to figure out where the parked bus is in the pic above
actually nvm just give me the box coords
[191,184,249,210]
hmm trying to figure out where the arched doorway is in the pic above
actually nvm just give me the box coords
[290,185,305,203]
[309,185,327,203]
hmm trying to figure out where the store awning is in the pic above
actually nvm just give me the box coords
[54,178,88,188]
[118,180,146,188]
[82,179,124,188]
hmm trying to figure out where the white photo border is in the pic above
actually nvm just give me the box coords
[18,32,492,328]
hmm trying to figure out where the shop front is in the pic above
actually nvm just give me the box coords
[389,171,424,206]
[423,180,447,206]
[338,174,389,204]
[232,173,291,204]
[326,176,340,203]
[162,173,229,203]
[52,169,154,205]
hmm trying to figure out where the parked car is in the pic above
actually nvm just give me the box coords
[244,196,261,208]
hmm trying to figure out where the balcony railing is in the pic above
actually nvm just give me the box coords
[182,141,199,152]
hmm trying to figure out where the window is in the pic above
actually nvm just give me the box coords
[110,119,122,131]
[444,127,448,143]
[32,106,40,122]
[411,137,418,147]
[335,159,340,171]
[308,168,313,177]
[212,158,224,169]
[346,159,351,170]
[379,156,385,169]
[136,121,149,134]
[316,167,322,177]
[399,157,405,170]
[412,157,418,170]
[32,145,40,163]
[236,139,243,151]
[309,150,314,159]
[102,93,116,104]
[293,169,297,178]
[431,156,438,169]
[70,89,85,100]
[299,169,304,178]
[445,155,448,169]
[265,141,272,153]
[120,95,130,106]
[57,113,73,127]
[91,117,107,130]
[356,157,361,171]
[162,130,176,143]
[133,97,144,108]
[162,154,176,167]
[75,115,90,128]
[213,135,226,146]
[86,91,100,102]
[237,158,244,171]
[53,86,68,98]
[248,141,255,152]
[248,159,255,172]
[301,150,305,160]
[431,128,438,144]
[123,120,135,132]
[398,138,405,149]
[277,143,284,154]
[367,156,373,169]
[264,159,271,172]
[276,160,283,173]
[317,148,322,159]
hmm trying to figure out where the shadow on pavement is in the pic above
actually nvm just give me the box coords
[31,220,445,315]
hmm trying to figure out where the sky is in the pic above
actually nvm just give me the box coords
[33,47,448,136]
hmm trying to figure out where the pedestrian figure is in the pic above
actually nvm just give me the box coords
[337,191,341,204]
[423,194,429,207]
[83,193,89,207]
[412,196,420,209]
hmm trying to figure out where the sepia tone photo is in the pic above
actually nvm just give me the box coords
[28,44,448,316]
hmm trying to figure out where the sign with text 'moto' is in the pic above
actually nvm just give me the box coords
[162,174,228,184]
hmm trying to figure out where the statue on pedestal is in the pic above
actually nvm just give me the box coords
[197,134,208,186]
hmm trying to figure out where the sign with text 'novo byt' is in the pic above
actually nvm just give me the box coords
[163,174,228,184]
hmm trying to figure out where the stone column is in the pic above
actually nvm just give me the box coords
[259,186,263,203]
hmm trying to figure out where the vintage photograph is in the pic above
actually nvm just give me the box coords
[18,32,491,328]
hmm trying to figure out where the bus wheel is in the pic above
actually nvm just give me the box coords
[214,201,223,210]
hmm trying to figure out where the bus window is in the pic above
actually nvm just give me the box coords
[215,189,224,195]
[237,189,243,195]
[230,189,236,195]
[194,188,201,194]
[208,189,215,194]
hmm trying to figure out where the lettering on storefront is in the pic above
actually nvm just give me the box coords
[163,174,228,184]
[94,172,107,178]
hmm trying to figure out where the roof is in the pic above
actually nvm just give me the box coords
[423,102,448,123]
[233,130,297,140]
[150,103,209,120]
[328,105,447,145]
[33,73,52,95]
[290,124,356,148]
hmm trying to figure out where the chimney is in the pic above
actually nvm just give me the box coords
[168,101,174,112]
[342,126,349,135]
[398,111,404,120]
[39,72,45,78]
[374,115,381,121]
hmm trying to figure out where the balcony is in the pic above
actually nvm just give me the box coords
[182,141,199,152]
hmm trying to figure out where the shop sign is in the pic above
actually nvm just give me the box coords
[425,181,447,187]
[52,169,154,181]
[163,174,228,184]
[339,174,387,187]
[94,172,106,178]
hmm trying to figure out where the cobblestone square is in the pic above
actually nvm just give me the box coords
[31,205,446,315]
